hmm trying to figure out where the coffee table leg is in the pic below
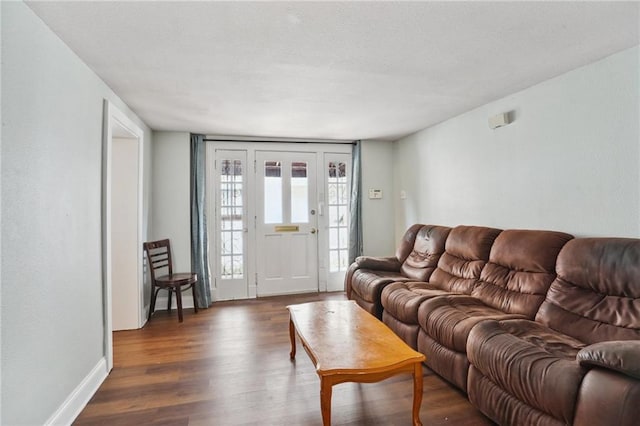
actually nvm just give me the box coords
[289,316,296,359]
[412,362,423,426]
[320,378,332,426]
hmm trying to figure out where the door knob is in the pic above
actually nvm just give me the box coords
[310,228,317,234]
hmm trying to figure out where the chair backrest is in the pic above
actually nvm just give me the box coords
[428,225,503,293]
[143,239,173,283]
[399,225,452,281]
[536,238,640,343]
[471,229,573,318]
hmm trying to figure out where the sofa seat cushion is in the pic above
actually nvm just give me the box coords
[381,281,450,324]
[467,319,587,424]
[418,295,525,353]
[350,269,412,303]
[468,366,566,426]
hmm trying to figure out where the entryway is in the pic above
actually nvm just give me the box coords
[207,142,351,301]
[102,100,145,371]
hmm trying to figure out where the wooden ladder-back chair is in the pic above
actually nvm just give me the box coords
[144,239,198,322]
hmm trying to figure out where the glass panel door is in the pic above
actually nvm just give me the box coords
[215,150,248,300]
[325,153,351,291]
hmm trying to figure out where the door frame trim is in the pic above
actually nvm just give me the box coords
[206,142,351,301]
[102,100,145,371]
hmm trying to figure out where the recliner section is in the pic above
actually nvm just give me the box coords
[346,224,451,318]
[381,225,501,349]
[417,229,573,391]
[346,225,640,426]
[467,237,640,426]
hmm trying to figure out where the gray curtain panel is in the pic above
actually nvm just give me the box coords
[348,140,363,264]
[190,133,212,307]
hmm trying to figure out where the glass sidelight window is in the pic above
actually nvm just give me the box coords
[220,159,244,279]
[327,161,349,272]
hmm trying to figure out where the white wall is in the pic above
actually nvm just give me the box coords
[0,4,4,421]
[361,140,396,255]
[1,2,153,424]
[394,46,640,240]
[151,132,191,271]
[150,131,194,308]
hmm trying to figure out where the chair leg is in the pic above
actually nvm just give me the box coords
[167,289,173,312]
[149,287,159,321]
[176,286,184,322]
[192,283,199,313]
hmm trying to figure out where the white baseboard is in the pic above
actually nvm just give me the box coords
[45,357,108,426]
[249,284,258,298]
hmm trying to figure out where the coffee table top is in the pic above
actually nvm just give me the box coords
[287,300,425,376]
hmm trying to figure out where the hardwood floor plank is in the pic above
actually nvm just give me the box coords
[74,292,492,425]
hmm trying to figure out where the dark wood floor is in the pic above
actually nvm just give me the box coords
[74,292,492,425]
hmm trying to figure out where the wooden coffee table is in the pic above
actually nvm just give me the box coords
[287,300,425,426]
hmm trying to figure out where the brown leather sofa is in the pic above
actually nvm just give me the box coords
[345,224,640,426]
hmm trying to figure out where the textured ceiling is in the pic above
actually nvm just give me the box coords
[26,1,640,141]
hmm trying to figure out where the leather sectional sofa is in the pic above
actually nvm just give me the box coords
[345,224,640,426]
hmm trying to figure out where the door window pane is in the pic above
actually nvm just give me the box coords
[338,183,348,204]
[339,249,348,270]
[339,227,348,248]
[291,162,308,223]
[328,183,338,205]
[329,228,338,250]
[264,161,282,224]
[330,250,339,273]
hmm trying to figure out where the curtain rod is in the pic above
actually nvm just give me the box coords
[202,138,357,145]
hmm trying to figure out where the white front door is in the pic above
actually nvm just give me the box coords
[256,151,319,296]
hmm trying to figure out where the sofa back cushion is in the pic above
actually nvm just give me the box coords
[536,238,640,343]
[429,225,502,293]
[471,229,573,318]
[400,225,452,281]
[395,224,425,264]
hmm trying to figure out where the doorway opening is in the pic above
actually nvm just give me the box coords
[102,100,144,371]
[206,142,351,301]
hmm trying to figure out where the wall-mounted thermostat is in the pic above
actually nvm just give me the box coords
[369,189,383,199]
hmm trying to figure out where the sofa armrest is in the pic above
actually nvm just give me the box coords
[345,256,401,299]
[354,256,401,272]
[577,341,640,380]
